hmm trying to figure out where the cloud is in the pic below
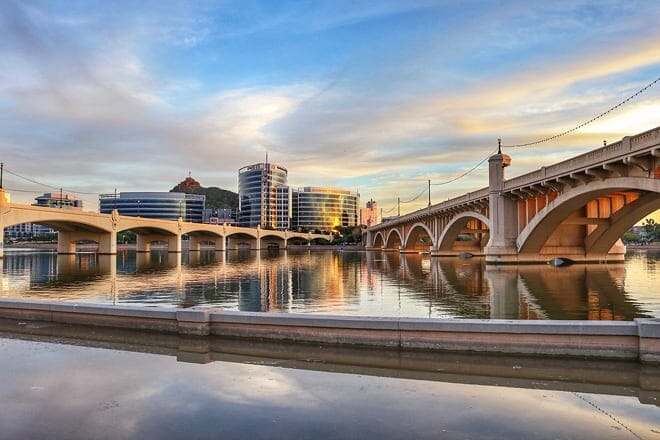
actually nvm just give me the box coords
[0,0,659,214]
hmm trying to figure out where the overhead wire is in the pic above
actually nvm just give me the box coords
[3,167,101,195]
[503,75,660,148]
[386,73,659,217]
[400,185,428,204]
[431,148,498,187]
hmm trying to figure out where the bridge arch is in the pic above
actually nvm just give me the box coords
[517,177,660,258]
[226,231,259,250]
[403,223,434,251]
[372,232,385,249]
[185,229,225,252]
[260,231,286,250]
[437,212,491,253]
[384,229,403,250]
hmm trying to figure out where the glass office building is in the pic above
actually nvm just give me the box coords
[292,187,359,232]
[99,192,206,223]
[238,163,290,229]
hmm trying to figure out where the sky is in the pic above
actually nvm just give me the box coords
[1,0,659,218]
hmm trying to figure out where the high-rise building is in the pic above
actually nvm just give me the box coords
[99,192,205,223]
[238,162,290,229]
[360,199,381,227]
[292,187,359,232]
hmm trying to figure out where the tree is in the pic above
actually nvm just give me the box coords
[643,218,659,243]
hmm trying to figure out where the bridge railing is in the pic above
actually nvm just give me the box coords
[372,187,489,230]
[503,126,660,191]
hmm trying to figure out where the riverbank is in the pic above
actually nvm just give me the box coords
[627,243,660,250]
[0,299,658,363]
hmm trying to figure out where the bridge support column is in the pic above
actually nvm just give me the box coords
[215,236,225,252]
[57,231,77,254]
[485,151,518,263]
[136,234,152,252]
[168,234,182,253]
[189,236,201,252]
[98,231,117,254]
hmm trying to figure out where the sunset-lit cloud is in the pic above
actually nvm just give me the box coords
[0,0,658,216]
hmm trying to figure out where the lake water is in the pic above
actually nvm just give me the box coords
[1,249,658,320]
[1,325,658,439]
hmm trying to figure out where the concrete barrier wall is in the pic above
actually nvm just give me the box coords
[0,299,658,362]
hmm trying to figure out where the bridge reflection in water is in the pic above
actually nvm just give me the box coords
[1,250,657,320]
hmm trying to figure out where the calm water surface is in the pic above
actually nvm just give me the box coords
[1,249,658,320]
[0,328,658,439]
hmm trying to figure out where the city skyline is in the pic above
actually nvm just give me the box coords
[1,1,659,218]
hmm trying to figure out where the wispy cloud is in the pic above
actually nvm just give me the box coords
[0,0,658,215]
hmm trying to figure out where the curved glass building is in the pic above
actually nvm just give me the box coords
[292,187,359,232]
[99,192,205,223]
[238,163,290,229]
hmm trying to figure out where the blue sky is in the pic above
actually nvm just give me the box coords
[1,0,659,215]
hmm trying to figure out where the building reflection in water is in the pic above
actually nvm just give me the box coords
[0,249,656,320]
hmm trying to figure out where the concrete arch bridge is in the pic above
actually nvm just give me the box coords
[366,126,660,263]
[0,197,331,258]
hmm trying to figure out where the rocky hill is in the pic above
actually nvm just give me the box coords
[170,176,238,212]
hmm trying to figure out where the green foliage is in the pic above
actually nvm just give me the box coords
[643,218,659,242]
[621,230,641,244]
[118,231,136,243]
[35,232,57,242]
[332,226,363,245]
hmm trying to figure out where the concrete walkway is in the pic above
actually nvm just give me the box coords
[0,298,658,362]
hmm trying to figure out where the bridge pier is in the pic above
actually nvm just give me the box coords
[485,150,518,263]
[56,230,117,255]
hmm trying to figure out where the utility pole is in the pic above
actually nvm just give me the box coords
[0,162,3,189]
[397,197,400,217]
[428,179,431,207]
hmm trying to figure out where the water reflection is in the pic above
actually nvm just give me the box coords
[1,249,658,320]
